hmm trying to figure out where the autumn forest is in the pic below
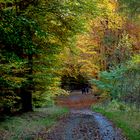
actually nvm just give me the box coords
[0,0,140,140]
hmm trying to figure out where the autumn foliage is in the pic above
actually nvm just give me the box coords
[0,0,140,114]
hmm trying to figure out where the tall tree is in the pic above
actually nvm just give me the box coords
[0,0,99,112]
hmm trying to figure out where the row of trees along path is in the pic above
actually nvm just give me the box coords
[38,90,127,140]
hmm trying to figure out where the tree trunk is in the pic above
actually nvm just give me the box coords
[21,87,33,112]
[21,54,33,112]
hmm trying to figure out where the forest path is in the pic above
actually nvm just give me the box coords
[42,91,126,140]
[56,90,98,109]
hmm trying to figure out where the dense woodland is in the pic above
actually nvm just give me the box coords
[0,0,140,114]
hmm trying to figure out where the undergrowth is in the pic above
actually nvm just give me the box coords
[0,106,69,140]
[91,100,140,140]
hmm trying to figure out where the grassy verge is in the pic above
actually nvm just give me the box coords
[91,101,140,140]
[0,106,69,140]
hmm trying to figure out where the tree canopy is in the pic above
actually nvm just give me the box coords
[0,0,140,113]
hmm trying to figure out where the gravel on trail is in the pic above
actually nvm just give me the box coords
[36,91,127,140]
[37,109,126,140]
[24,91,127,140]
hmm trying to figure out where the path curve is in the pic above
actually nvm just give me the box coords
[42,91,127,140]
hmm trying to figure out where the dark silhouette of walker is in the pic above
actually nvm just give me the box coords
[81,84,89,94]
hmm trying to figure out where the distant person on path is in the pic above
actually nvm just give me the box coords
[81,87,86,94]
[85,85,89,94]
[81,84,89,94]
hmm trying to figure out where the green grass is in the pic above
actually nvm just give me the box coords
[91,102,140,140]
[0,106,69,140]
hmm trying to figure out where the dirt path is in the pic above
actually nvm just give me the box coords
[42,91,126,140]
[56,90,98,109]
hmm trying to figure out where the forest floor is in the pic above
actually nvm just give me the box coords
[0,91,127,140]
[43,90,127,140]
[0,107,68,140]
